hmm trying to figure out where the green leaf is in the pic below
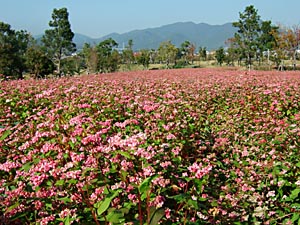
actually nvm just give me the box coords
[96,190,121,216]
[59,197,72,204]
[97,198,112,216]
[188,199,198,209]
[120,170,128,182]
[194,179,203,193]
[107,210,125,224]
[21,162,32,172]
[211,200,218,207]
[33,158,40,164]
[150,208,165,225]
[6,202,20,213]
[198,197,207,202]
[167,194,188,203]
[67,179,77,185]
[138,175,158,194]
[139,177,152,194]
[0,129,11,141]
[55,180,65,186]
[46,203,53,210]
[292,213,300,223]
[64,215,70,225]
[69,141,75,150]
[290,188,300,201]
[116,150,132,159]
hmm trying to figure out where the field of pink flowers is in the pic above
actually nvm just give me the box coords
[0,68,300,225]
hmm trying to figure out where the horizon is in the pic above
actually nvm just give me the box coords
[1,0,300,38]
[34,21,234,39]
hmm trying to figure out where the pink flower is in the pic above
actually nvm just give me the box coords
[38,215,55,225]
[166,133,176,140]
[165,208,171,219]
[128,194,137,201]
[34,200,43,210]
[171,147,180,155]
[152,176,170,188]
[160,161,172,168]
[266,190,276,198]
[188,162,212,179]
[278,180,285,187]
[142,166,154,177]
[151,195,165,208]
[242,148,249,157]
[263,89,272,95]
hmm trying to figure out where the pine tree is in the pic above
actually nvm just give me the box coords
[42,8,76,76]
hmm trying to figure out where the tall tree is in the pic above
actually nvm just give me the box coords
[136,49,151,69]
[96,38,119,73]
[42,7,76,76]
[199,46,207,61]
[122,39,134,69]
[273,25,300,70]
[0,21,32,79]
[157,41,178,68]
[81,43,98,74]
[180,40,191,64]
[258,21,279,52]
[215,47,226,66]
[0,22,16,78]
[257,21,279,65]
[232,5,261,67]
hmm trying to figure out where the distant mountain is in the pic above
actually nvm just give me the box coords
[37,22,237,51]
[97,22,237,51]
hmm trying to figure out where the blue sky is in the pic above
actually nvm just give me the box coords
[1,0,299,38]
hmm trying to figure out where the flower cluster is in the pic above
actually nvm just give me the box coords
[0,68,300,224]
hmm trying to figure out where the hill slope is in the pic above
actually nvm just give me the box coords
[96,22,236,51]
[38,22,237,51]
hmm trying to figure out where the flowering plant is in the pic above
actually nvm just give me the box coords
[1,69,300,224]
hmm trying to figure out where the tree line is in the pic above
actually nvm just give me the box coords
[1,6,300,80]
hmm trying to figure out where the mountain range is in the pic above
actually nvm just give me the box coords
[42,22,237,51]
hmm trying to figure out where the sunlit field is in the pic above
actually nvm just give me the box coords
[1,68,300,224]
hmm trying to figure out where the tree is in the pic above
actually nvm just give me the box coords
[0,22,16,79]
[157,41,178,68]
[225,37,239,66]
[42,7,76,76]
[0,21,32,79]
[149,49,158,64]
[122,39,134,69]
[180,40,190,64]
[61,54,83,76]
[81,43,98,74]
[25,45,55,78]
[232,5,261,67]
[215,47,226,66]
[258,21,279,52]
[257,21,279,65]
[107,50,120,72]
[273,25,300,70]
[199,47,207,61]
[96,38,119,73]
[178,41,196,64]
[136,49,151,69]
